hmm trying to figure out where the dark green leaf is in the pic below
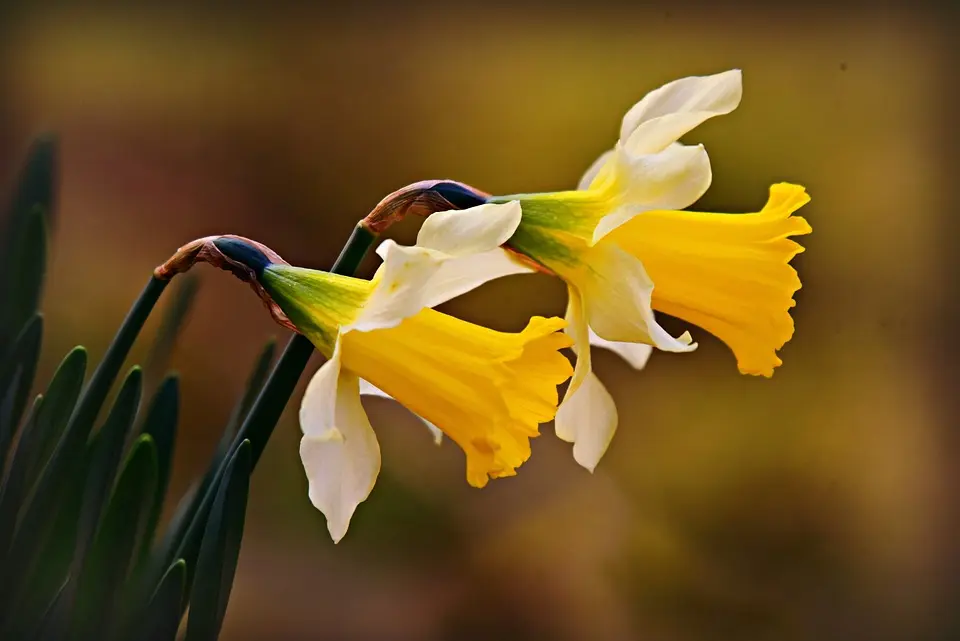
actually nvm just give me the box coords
[142,481,198,576]
[70,434,158,641]
[0,346,87,528]
[185,440,251,641]
[0,440,91,637]
[70,366,143,571]
[0,314,43,479]
[22,576,68,641]
[1,135,56,356]
[0,394,41,557]
[118,480,197,641]
[138,374,179,558]
[132,339,273,608]
[143,560,186,641]
[3,209,47,350]
[3,135,57,236]
[0,277,167,623]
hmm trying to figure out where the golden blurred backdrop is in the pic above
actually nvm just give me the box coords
[0,3,952,640]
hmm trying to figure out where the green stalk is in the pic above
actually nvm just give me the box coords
[144,224,377,615]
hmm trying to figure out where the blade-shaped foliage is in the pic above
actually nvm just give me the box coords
[133,339,275,606]
[2,135,57,237]
[0,437,92,637]
[69,367,143,581]
[0,314,43,478]
[1,136,56,356]
[23,577,68,641]
[0,347,87,536]
[0,394,41,556]
[138,374,179,556]
[0,136,380,640]
[0,278,166,627]
[70,434,158,641]
[185,440,251,641]
[143,560,187,641]
[3,209,47,361]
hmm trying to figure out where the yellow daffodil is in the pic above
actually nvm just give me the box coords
[378,69,811,472]
[217,204,573,542]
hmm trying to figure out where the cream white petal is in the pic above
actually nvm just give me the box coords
[580,242,697,353]
[359,378,443,445]
[414,248,535,308]
[299,339,382,543]
[416,201,523,256]
[557,371,618,472]
[589,328,653,370]
[555,288,619,471]
[577,149,615,191]
[353,241,534,334]
[351,204,531,334]
[350,242,447,333]
[619,69,742,155]
[299,338,343,436]
[591,143,711,244]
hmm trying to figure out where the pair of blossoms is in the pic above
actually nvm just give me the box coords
[196,70,812,542]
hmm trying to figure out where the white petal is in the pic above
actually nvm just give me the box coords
[414,247,535,308]
[349,242,445,333]
[591,143,711,244]
[299,339,381,542]
[359,378,443,445]
[580,242,697,353]
[556,371,618,472]
[299,338,343,436]
[619,70,742,155]
[577,149,614,191]
[352,242,533,333]
[416,201,523,256]
[555,288,619,471]
[589,328,653,370]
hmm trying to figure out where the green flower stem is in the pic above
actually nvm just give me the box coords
[172,223,377,601]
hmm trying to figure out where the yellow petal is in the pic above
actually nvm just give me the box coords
[609,183,812,376]
[358,378,444,445]
[340,310,573,487]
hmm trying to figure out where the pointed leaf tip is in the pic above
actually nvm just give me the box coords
[185,440,251,641]
[144,559,187,641]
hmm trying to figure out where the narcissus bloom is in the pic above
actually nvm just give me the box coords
[217,205,573,542]
[384,69,812,472]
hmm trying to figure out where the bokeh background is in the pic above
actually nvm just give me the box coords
[0,2,954,640]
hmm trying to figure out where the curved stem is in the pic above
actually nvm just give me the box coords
[164,223,378,612]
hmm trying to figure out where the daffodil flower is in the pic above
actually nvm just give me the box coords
[373,69,811,473]
[215,203,573,542]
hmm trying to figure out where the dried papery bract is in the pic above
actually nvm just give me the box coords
[361,179,490,233]
[153,234,298,333]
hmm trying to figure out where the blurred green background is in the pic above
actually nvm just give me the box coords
[0,3,952,640]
